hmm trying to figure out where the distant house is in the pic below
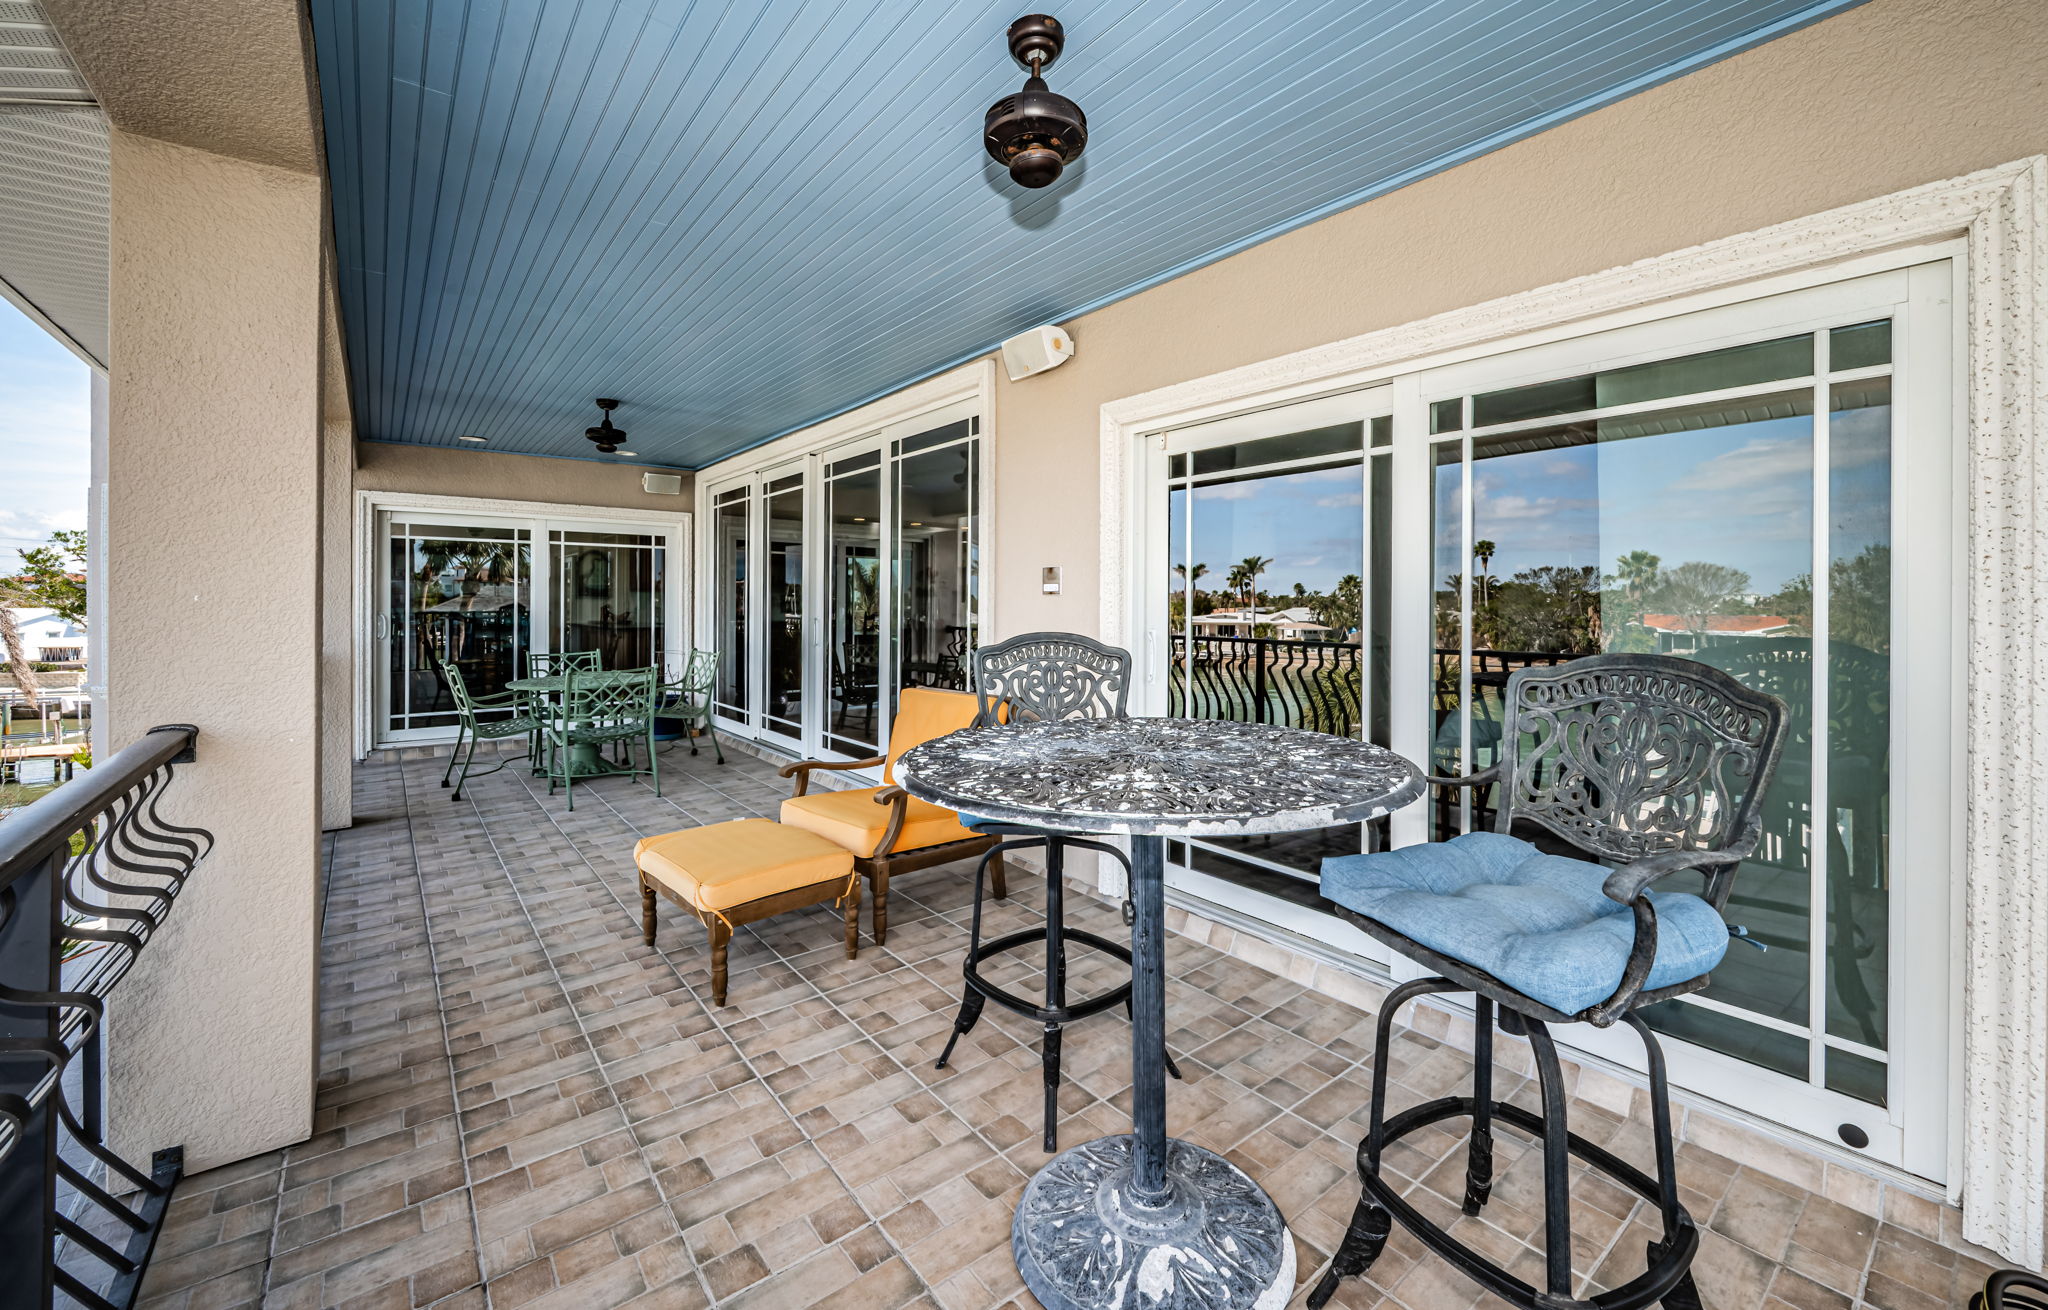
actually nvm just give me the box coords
[1,608,86,665]
[1189,605,1335,639]
[1635,612,1796,654]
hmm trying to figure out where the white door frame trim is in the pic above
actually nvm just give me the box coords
[1094,157,2048,1266]
[352,489,693,759]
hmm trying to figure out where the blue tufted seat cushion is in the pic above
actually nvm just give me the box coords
[1320,831,1731,1016]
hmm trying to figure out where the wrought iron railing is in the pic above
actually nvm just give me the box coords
[1167,635,1362,736]
[0,725,211,1310]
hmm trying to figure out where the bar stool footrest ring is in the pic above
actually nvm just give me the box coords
[1350,1095,1699,1310]
[960,926,1134,1024]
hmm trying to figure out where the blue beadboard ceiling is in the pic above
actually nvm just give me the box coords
[312,0,1864,470]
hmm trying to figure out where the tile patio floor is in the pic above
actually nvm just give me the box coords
[134,742,1997,1310]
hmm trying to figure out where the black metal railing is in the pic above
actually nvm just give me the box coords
[1168,635,1362,736]
[0,725,211,1310]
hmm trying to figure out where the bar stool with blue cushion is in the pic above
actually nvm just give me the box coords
[933,632,1181,1154]
[1309,654,1788,1310]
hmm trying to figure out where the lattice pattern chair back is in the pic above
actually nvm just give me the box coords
[971,631,1131,727]
[1491,654,1787,905]
[680,649,717,696]
[564,666,659,733]
[439,658,484,714]
[528,650,601,677]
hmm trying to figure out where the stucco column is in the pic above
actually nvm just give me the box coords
[102,129,324,1170]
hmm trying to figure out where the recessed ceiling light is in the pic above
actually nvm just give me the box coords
[853,517,867,522]
[910,521,924,527]
[457,434,486,443]
[616,450,638,457]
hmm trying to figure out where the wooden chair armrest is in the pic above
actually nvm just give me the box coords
[778,755,886,797]
[869,785,911,856]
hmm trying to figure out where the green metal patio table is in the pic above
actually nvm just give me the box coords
[506,674,609,776]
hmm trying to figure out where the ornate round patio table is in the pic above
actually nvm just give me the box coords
[895,716,1425,1310]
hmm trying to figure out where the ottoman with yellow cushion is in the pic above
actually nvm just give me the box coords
[778,687,1004,947]
[634,819,857,1005]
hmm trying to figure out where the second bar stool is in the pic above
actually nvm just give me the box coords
[934,631,1180,1152]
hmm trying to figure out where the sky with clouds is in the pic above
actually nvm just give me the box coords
[0,299,90,564]
[1169,390,1890,604]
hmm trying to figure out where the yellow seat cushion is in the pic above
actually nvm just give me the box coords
[634,819,854,913]
[781,786,981,858]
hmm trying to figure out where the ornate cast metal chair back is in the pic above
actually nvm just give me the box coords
[971,631,1131,728]
[1491,654,1788,908]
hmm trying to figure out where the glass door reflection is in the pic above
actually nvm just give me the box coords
[712,486,749,722]
[547,528,665,670]
[823,452,883,758]
[384,520,531,738]
[892,421,976,706]
[1427,323,1897,1103]
[762,470,806,745]
[1160,410,1391,909]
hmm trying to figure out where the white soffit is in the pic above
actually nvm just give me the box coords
[0,0,107,367]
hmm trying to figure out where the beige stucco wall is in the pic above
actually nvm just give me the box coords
[354,440,694,511]
[319,273,353,832]
[102,129,325,1170]
[986,0,2048,640]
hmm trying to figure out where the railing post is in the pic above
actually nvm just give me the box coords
[0,850,60,1310]
[1253,637,1269,725]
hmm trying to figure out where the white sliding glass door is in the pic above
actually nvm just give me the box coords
[381,516,532,739]
[1138,391,1398,965]
[1134,260,1958,1178]
[370,503,685,748]
[704,404,981,761]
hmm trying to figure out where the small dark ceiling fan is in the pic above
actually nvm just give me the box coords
[584,398,626,453]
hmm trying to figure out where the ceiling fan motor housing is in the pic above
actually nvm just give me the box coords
[585,397,625,453]
[985,15,1086,189]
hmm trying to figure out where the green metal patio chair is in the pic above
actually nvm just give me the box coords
[543,666,661,810]
[656,649,724,764]
[526,649,601,677]
[439,658,543,801]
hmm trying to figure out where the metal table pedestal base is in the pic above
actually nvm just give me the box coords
[1013,1134,1294,1310]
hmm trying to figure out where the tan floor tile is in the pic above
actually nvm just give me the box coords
[142,751,2002,1310]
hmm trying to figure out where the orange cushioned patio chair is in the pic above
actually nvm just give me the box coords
[777,686,1003,945]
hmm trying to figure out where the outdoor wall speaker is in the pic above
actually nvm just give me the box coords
[1001,323,1074,381]
[642,472,683,495]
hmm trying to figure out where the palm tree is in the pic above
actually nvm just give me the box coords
[1172,561,1209,592]
[1237,554,1273,623]
[1472,539,1496,609]
[1224,563,1250,607]
[1614,549,1662,605]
